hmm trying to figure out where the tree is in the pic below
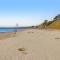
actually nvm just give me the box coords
[42,20,48,28]
[54,14,60,21]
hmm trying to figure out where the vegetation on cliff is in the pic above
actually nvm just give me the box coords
[37,14,60,29]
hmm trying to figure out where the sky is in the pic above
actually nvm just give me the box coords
[0,0,60,27]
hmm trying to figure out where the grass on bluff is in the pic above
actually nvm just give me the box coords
[47,20,60,29]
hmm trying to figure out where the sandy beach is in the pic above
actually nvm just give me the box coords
[0,29,60,60]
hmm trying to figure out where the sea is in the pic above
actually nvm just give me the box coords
[0,28,17,33]
[0,27,31,33]
[0,28,26,33]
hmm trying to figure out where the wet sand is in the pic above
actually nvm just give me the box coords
[0,32,16,40]
[0,29,60,60]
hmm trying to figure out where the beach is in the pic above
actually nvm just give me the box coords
[0,29,60,60]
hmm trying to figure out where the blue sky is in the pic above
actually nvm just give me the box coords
[0,0,60,27]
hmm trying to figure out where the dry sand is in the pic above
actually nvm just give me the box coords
[0,29,60,60]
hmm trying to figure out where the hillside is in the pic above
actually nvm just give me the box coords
[37,14,60,29]
[47,14,60,29]
[47,19,60,29]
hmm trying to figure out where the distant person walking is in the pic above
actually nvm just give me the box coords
[16,23,18,32]
[14,23,18,35]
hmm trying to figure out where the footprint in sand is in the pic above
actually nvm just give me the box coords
[18,48,28,55]
[55,37,60,41]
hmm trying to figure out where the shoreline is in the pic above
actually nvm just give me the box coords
[0,28,60,40]
[0,32,16,40]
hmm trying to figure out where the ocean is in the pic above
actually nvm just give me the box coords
[0,28,31,32]
[0,28,17,32]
